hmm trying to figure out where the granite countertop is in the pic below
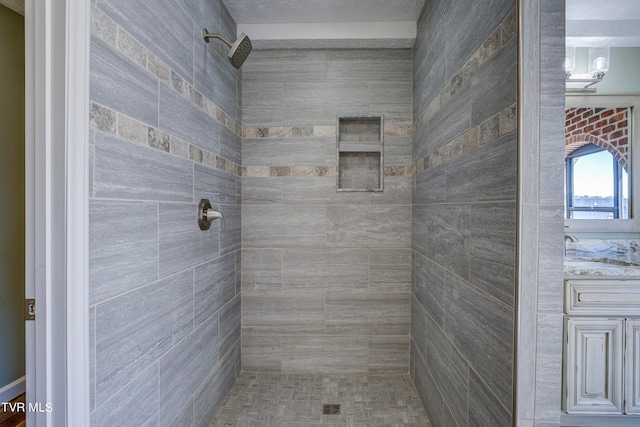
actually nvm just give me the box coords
[564,239,640,278]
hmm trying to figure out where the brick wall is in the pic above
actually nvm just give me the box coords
[565,107,629,169]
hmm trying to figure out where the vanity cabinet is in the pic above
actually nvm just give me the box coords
[564,279,640,415]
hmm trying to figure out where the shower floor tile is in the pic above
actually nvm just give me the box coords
[209,373,431,427]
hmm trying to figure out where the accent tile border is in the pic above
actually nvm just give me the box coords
[90,102,242,177]
[414,8,517,134]
[242,165,414,178]
[91,5,242,137]
[414,103,517,175]
[242,125,412,139]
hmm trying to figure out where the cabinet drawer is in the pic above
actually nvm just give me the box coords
[565,280,640,316]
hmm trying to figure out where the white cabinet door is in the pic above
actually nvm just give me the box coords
[565,318,624,413]
[626,319,640,414]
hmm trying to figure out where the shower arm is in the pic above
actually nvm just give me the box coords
[202,29,233,48]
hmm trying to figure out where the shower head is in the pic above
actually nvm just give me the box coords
[203,29,252,69]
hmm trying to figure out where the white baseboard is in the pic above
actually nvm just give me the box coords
[0,376,26,402]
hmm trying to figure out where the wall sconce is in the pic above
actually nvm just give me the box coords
[565,46,610,91]
[588,47,610,79]
[565,46,576,78]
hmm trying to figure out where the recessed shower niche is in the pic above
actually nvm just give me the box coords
[336,116,384,191]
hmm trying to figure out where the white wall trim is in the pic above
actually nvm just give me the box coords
[25,0,90,424]
[0,377,26,403]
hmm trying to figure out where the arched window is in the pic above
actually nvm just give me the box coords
[565,143,629,219]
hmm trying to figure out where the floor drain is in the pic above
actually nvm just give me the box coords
[322,404,341,415]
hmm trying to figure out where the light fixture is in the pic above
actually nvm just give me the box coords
[588,47,610,79]
[565,46,576,78]
[565,46,610,91]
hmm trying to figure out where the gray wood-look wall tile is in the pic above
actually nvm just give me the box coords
[281,336,369,373]
[90,36,159,126]
[370,177,412,205]
[282,177,370,206]
[326,50,412,82]
[326,205,411,248]
[426,204,470,280]
[325,293,410,335]
[241,249,282,291]
[471,36,518,126]
[90,306,96,411]
[166,400,194,427]
[218,294,241,362]
[95,270,193,404]
[242,83,283,126]
[444,405,460,427]
[242,50,328,84]
[89,200,158,305]
[193,347,236,427]
[412,204,428,256]
[91,363,159,427]
[368,336,410,373]
[194,253,236,327]
[242,137,334,166]
[415,164,446,205]
[194,42,239,120]
[427,317,469,427]
[220,204,241,255]
[94,132,193,202]
[242,205,326,248]
[158,315,219,422]
[427,83,472,155]
[414,59,446,123]
[220,125,241,165]
[468,369,512,427]
[283,83,369,126]
[281,248,369,292]
[517,204,539,421]
[98,0,194,82]
[241,178,283,205]
[384,136,413,166]
[370,82,413,124]
[413,251,445,327]
[242,292,325,334]
[534,313,563,421]
[446,0,514,74]
[444,273,513,409]
[445,132,517,202]
[370,249,412,292]
[194,164,238,205]
[158,203,220,278]
[411,296,429,363]
[159,83,220,154]
[413,351,444,427]
[176,0,220,32]
[537,205,564,313]
[469,202,516,306]
[540,0,565,94]
[539,95,565,204]
[241,335,282,371]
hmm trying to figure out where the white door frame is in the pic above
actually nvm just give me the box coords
[25,0,90,425]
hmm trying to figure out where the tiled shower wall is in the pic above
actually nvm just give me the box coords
[411,0,518,426]
[240,49,414,373]
[88,0,242,425]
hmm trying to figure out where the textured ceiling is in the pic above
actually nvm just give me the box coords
[0,0,24,15]
[223,0,425,24]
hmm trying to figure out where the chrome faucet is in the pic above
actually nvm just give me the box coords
[565,234,579,243]
[564,234,579,256]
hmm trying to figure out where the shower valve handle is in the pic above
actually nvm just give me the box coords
[198,199,225,231]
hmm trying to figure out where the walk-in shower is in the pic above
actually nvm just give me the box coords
[202,29,252,69]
